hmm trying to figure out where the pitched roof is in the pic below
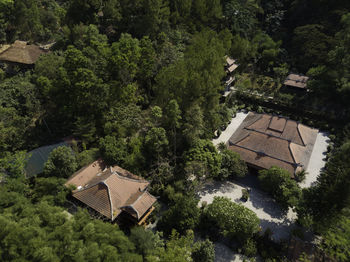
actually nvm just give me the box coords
[0,40,47,65]
[228,112,318,177]
[284,74,309,89]
[66,160,156,220]
[24,142,70,178]
[225,56,239,72]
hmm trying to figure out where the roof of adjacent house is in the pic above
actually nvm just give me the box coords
[228,112,318,177]
[284,74,309,89]
[226,56,239,73]
[0,40,47,65]
[24,142,70,178]
[66,160,157,221]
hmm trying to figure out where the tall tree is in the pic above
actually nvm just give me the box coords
[43,146,77,178]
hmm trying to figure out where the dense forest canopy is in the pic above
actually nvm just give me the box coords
[0,0,350,261]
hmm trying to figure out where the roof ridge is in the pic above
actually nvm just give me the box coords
[288,142,298,166]
[296,124,306,146]
[232,143,301,168]
[231,132,250,145]
[66,159,104,182]
[245,128,303,145]
[121,191,153,220]
[113,171,149,184]
[100,180,114,220]
[245,113,263,129]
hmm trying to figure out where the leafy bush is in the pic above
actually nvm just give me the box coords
[241,188,250,201]
[76,148,100,168]
[295,169,307,183]
[184,139,222,178]
[44,146,77,178]
[258,166,302,210]
[192,239,215,262]
[219,149,248,179]
[158,195,200,235]
[243,239,257,257]
[201,197,260,243]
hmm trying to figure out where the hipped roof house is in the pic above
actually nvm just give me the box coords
[65,160,157,222]
[228,112,318,177]
[0,40,47,65]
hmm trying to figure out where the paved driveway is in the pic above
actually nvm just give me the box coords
[197,180,297,241]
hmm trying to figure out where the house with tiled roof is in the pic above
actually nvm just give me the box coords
[0,40,48,72]
[227,112,318,177]
[65,159,157,224]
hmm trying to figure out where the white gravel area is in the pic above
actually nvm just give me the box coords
[214,242,248,262]
[198,180,297,241]
[300,132,329,188]
[213,112,248,146]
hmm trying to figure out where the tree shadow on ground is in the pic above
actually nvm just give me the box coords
[248,189,288,219]
[197,180,236,197]
[259,218,296,241]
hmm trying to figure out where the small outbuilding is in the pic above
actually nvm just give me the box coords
[283,73,309,90]
[225,56,239,73]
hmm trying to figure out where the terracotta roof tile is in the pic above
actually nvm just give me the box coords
[229,145,296,175]
[269,116,286,133]
[67,161,156,221]
[73,183,112,219]
[283,74,309,89]
[298,124,318,145]
[236,132,294,163]
[228,112,318,176]
[65,159,106,188]
[131,191,157,219]
[281,120,304,146]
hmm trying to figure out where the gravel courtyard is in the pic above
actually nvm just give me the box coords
[197,180,297,241]
[301,132,329,188]
[212,112,248,146]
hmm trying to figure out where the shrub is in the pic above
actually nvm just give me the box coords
[243,239,257,257]
[241,189,250,201]
[258,167,302,210]
[202,197,260,243]
[184,139,222,178]
[192,239,215,262]
[43,146,77,178]
[158,195,200,235]
[295,170,307,183]
[220,149,247,179]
